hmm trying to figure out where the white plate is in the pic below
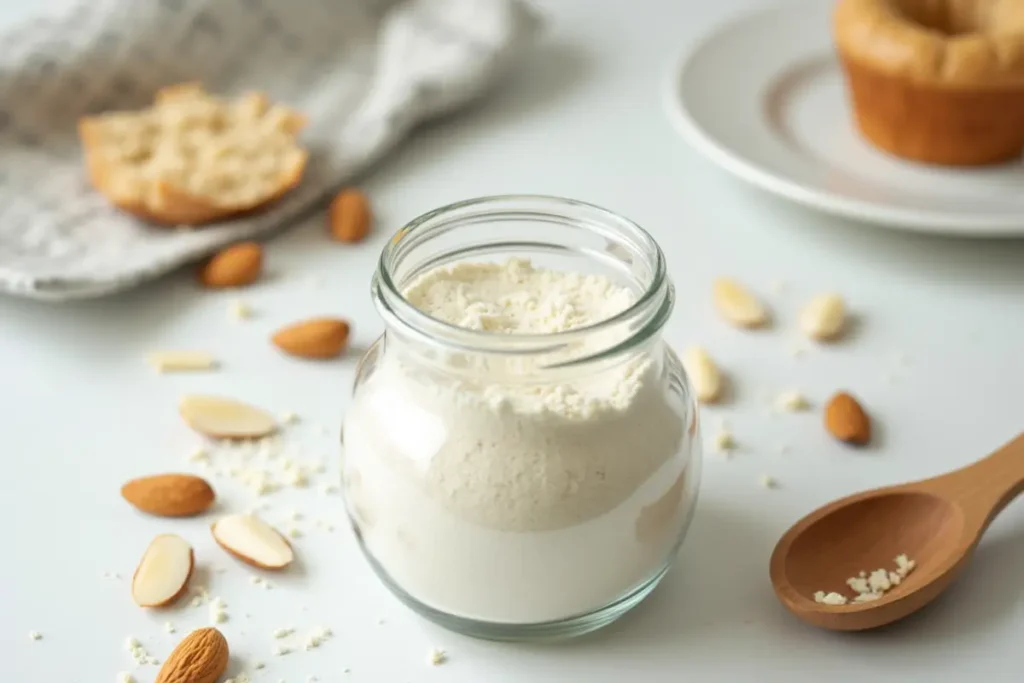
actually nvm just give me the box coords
[665,0,1024,237]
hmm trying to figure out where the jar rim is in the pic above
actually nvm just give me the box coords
[373,194,673,360]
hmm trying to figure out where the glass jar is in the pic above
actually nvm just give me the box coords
[341,195,701,641]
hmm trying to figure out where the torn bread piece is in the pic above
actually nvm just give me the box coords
[79,83,307,225]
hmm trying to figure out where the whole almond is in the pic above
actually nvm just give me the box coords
[329,188,372,243]
[824,391,871,445]
[272,317,350,359]
[121,473,215,517]
[155,627,229,683]
[198,242,263,288]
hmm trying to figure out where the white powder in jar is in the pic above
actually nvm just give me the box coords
[343,258,697,624]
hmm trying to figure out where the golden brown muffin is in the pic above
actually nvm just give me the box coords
[833,0,1024,166]
[79,83,308,225]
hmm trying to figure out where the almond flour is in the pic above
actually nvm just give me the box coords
[343,258,696,624]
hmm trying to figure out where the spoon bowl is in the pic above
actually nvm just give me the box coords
[770,433,1024,631]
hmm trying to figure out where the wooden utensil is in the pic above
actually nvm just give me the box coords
[769,432,1024,631]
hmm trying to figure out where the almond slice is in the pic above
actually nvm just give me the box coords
[179,395,277,439]
[132,534,194,607]
[146,351,218,373]
[682,346,722,403]
[211,514,294,569]
[800,293,846,341]
[713,278,769,328]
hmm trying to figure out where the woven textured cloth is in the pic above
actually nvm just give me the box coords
[0,0,537,300]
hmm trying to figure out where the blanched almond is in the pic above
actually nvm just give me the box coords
[713,278,769,328]
[211,514,293,569]
[801,293,846,341]
[132,534,194,607]
[683,346,722,403]
[179,395,277,439]
[146,351,218,373]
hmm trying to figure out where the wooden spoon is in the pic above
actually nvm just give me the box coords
[770,432,1024,631]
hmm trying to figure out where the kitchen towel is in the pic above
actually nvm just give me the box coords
[0,0,538,300]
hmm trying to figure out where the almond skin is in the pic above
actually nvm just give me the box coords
[198,241,263,288]
[825,391,871,445]
[272,317,350,359]
[328,188,372,243]
[121,474,215,517]
[155,627,229,683]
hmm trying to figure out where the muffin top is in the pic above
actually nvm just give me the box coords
[833,0,1024,86]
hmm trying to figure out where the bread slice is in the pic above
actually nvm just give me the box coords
[79,83,308,226]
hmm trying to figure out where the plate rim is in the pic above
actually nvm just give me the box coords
[664,0,1024,238]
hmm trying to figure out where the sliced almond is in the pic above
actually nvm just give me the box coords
[713,278,769,328]
[132,534,194,608]
[800,293,846,341]
[179,395,277,439]
[147,351,218,373]
[211,514,293,569]
[682,346,722,403]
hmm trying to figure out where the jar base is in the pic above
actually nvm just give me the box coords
[363,549,672,642]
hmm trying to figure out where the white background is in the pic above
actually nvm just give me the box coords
[3,0,1024,681]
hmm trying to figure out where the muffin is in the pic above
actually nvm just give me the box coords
[833,0,1024,166]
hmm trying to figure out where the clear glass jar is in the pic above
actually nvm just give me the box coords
[341,195,701,641]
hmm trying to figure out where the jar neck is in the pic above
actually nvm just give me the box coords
[371,195,674,370]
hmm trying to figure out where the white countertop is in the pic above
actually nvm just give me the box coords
[4,1,1024,681]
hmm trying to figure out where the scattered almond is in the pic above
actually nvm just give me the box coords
[146,351,218,373]
[272,318,350,359]
[712,278,769,328]
[824,391,871,445]
[682,346,722,403]
[179,395,277,439]
[801,293,846,341]
[212,514,294,569]
[155,627,229,683]
[132,534,194,607]
[198,242,263,288]
[121,473,215,517]
[329,188,372,243]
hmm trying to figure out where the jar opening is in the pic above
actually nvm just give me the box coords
[372,195,673,366]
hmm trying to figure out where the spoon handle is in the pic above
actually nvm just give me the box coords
[927,432,1024,532]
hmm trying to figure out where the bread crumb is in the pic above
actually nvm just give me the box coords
[758,475,778,489]
[813,591,847,605]
[230,299,253,320]
[774,390,809,412]
[28,630,42,641]
[712,429,735,455]
[813,554,916,606]
[427,648,447,666]
[117,673,135,683]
